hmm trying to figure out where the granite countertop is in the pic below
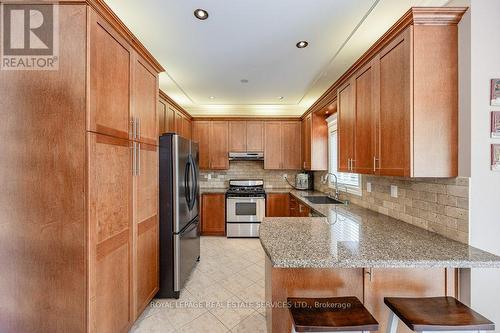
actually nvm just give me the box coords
[259,190,500,269]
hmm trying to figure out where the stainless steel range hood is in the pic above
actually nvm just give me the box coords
[228,152,264,161]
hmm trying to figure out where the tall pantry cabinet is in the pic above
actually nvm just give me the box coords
[0,2,163,333]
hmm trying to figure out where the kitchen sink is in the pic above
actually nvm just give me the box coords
[304,196,345,205]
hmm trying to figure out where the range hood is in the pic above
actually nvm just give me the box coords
[228,152,264,161]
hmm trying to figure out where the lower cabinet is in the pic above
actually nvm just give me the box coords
[266,193,290,217]
[201,193,226,235]
[289,195,310,217]
[134,143,159,317]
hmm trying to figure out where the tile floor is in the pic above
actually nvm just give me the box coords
[130,237,267,332]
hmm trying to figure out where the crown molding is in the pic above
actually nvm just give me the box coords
[159,90,193,120]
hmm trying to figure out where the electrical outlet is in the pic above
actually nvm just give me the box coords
[391,185,398,198]
[207,174,212,180]
[366,182,372,193]
[283,173,287,179]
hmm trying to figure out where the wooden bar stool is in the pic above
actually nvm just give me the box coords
[384,297,495,333]
[287,296,379,333]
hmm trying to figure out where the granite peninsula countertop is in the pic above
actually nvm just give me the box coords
[259,190,500,269]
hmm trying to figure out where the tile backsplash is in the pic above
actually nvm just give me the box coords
[314,172,470,244]
[200,161,299,189]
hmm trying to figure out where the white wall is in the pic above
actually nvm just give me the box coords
[453,0,500,328]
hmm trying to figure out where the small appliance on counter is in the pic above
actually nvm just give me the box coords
[226,179,266,238]
[158,133,200,299]
[295,172,314,190]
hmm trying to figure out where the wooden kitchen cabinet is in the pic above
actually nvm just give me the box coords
[246,121,264,151]
[210,121,230,170]
[89,9,131,140]
[229,121,247,152]
[175,112,183,136]
[192,121,211,169]
[334,10,462,177]
[133,55,158,146]
[363,268,456,333]
[264,121,302,170]
[158,100,166,135]
[201,194,226,235]
[302,111,328,171]
[158,90,192,139]
[0,3,164,332]
[134,143,159,318]
[266,193,290,217]
[182,116,192,139]
[353,60,377,175]
[88,133,133,333]
[337,80,355,173]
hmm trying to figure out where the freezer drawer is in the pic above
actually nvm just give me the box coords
[174,218,200,292]
[226,222,260,238]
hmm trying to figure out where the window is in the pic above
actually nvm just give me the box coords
[326,114,362,196]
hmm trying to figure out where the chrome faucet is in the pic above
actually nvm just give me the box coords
[322,173,340,200]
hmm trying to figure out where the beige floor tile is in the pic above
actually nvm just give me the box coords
[177,312,228,333]
[130,311,176,333]
[230,312,267,333]
[208,296,256,330]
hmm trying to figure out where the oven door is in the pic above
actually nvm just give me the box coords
[226,197,265,223]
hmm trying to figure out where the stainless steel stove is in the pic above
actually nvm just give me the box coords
[226,179,266,238]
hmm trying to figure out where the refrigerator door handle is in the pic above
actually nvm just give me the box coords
[173,233,180,291]
[184,158,192,208]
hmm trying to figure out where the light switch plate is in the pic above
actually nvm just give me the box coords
[366,182,372,193]
[207,174,212,180]
[391,185,398,198]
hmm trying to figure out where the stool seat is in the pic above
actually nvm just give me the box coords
[288,296,379,332]
[384,297,495,331]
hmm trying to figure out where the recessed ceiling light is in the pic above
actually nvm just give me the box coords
[278,96,284,100]
[209,96,215,99]
[240,79,249,84]
[296,41,308,48]
[194,9,209,20]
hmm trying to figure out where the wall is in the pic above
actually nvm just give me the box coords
[462,0,500,327]
[200,161,299,189]
[314,173,469,243]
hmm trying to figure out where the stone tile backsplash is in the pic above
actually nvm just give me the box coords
[314,172,470,244]
[199,161,299,189]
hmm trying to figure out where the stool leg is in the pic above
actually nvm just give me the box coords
[386,311,398,333]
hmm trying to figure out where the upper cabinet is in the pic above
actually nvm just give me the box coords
[133,56,158,146]
[334,8,465,178]
[158,90,192,139]
[89,11,131,140]
[302,110,328,171]
[192,120,229,170]
[229,120,264,152]
[264,121,302,170]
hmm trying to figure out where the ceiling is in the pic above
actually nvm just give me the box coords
[105,0,451,117]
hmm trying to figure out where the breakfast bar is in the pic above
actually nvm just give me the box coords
[260,191,500,333]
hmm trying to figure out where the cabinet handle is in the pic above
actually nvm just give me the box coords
[347,159,350,171]
[132,142,137,176]
[351,159,355,172]
[137,117,141,140]
[373,156,379,173]
[131,118,137,140]
[137,143,141,176]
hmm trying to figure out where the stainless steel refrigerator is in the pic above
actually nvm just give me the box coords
[158,133,200,299]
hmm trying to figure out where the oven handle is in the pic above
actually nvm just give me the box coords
[226,197,265,202]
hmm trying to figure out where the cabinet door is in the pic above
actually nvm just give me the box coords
[337,80,355,173]
[192,121,211,169]
[364,268,453,333]
[201,194,226,235]
[134,143,158,318]
[133,56,158,145]
[353,61,377,174]
[377,29,411,177]
[289,195,299,217]
[158,100,166,136]
[175,112,183,136]
[246,121,264,152]
[229,121,247,152]
[298,203,310,217]
[88,133,132,333]
[89,11,131,140]
[264,122,282,170]
[182,117,192,140]
[281,121,302,170]
[266,194,290,217]
[210,121,229,170]
[166,106,176,133]
[302,116,311,170]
